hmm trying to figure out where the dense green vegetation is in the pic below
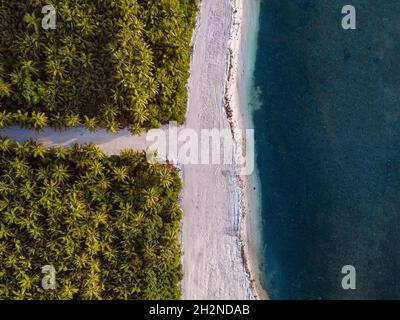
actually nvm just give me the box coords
[0,0,197,132]
[0,138,183,299]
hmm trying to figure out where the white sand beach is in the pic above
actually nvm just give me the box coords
[0,0,262,300]
[227,0,268,299]
[180,0,252,300]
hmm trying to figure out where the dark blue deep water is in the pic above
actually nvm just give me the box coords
[253,0,400,299]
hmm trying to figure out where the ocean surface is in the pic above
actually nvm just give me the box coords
[251,0,400,299]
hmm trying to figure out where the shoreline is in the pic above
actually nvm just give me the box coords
[224,0,268,300]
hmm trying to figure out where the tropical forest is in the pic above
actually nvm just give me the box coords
[0,139,183,299]
[0,0,197,133]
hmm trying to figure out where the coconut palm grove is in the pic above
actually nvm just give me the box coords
[0,0,197,133]
[0,0,197,299]
[0,139,183,299]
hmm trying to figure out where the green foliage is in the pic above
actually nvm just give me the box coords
[0,138,183,299]
[0,0,198,131]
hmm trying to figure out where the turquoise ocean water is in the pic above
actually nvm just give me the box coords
[252,0,400,299]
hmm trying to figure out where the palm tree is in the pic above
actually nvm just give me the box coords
[0,223,12,240]
[58,280,79,300]
[14,33,40,57]
[113,166,129,182]
[158,167,174,188]
[142,187,159,211]
[65,114,80,128]
[83,144,105,160]
[31,143,46,159]
[13,141,29,158]
[132,103,150,126]
[20,180,34,200]
[41,180,60,200]
[46,59,67,80]
[129,123,142,135]
[133,211,145,224]
[83,116,98,133]
[143,242,157,264]
[23,12,40,33]
[89,161,105,177]
[35,167,49,182]
[14,110,30,128]
[147,78,159,97]
[92,210,107,228]
[86,230,101,256]
[20,60,39,78]
[4,207,20,226]
[74,253,90,270]
[59,45,76,65]
[0,137,12,152]
[106,121,119,133]
[0,79,11,98]
[9,69,24,87]
[79,52,93,69]
[51,164,70,184]
[52,147,68,160]
[30,111,48,130]
[117,202,134,220]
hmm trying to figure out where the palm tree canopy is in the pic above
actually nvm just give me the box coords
[0,140,183,300]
